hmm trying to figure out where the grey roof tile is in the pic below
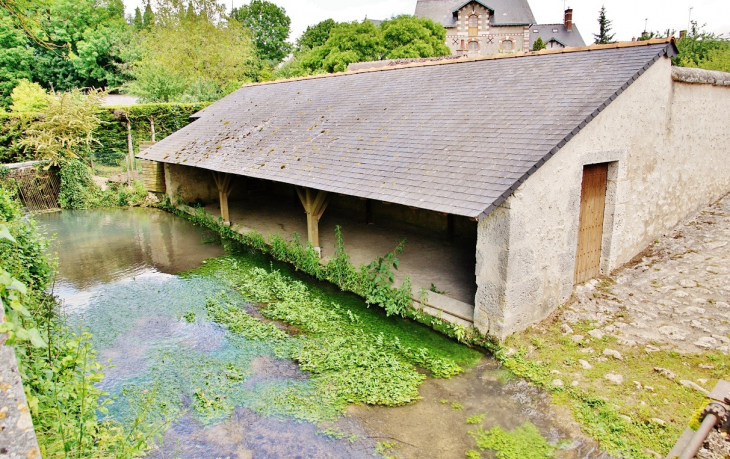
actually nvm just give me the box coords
[139,43,675,219]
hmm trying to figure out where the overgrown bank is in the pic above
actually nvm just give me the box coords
[0,188,164,457]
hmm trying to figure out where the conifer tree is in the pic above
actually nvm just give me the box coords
[185,2,197,22]
[532,37,546,51]
[142,0,155,29]
[593,5,616,44]
[133,7,143,30]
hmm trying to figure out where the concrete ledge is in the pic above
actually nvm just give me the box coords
[672,66,730,86]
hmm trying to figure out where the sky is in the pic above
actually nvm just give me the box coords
[123,0,730,44]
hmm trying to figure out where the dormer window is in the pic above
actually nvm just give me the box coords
[468,14,479,36]
[502,40,514,50]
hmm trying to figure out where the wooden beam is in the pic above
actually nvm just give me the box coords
[295,187,329,255]
[212,172,233,223]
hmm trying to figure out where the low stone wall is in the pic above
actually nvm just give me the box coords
[474,60,730,339]
[0,327,40,458]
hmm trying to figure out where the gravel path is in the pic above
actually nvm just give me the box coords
[563,194,730,354]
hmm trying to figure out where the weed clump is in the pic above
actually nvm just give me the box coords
[469,422,557,459]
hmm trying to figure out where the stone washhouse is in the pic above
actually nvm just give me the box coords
[139,39,730,339]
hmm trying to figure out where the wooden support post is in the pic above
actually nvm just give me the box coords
[212,172,233,224]
[447,213,454,242]
[296,186,329,257]
[126,119,134,185]
[365,199,372,224]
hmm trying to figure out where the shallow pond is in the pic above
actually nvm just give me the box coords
[37,208,606,459]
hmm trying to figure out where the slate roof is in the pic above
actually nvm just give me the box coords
[529,23,586,48]
[139,41,677,220]
[415,0,535,27]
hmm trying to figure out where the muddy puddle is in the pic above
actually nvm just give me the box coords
[37,208,606,458]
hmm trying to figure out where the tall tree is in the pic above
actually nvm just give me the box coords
[127,1,257,102]
[0,12,34,105]
[232,0,291,62]
[296,18,338,52]
[132,7,143,30]
[380,15,450,59]
[142,0,154,29]
[291,16,449,75]
[593,5,615,44]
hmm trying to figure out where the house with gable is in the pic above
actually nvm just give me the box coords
[415,0,585,56]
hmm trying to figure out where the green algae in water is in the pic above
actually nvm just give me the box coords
[188,256,483,408]
[470,422,557,459]
[187,254,483,368]
[69,238,483,431]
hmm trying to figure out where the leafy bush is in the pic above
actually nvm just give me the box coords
[18,88,105,167]
[58,159,148,209]
[0,113,36,164]
[674,22,730,72]
[9,80,48,113]
[58,159,97,209]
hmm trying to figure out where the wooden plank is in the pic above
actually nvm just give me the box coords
[574,163,608,284]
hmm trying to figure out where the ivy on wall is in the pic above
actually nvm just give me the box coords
[0,103,209,165]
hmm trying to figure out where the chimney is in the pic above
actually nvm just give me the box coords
[679,30,687,38]
[564,8,573,32]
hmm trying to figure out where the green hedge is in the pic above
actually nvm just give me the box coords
[93,103,209,166]
[0,103,209,165]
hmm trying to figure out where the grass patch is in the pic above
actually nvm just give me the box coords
[465,414,486,425]
[499,319,730,458]
[469,422,557,459]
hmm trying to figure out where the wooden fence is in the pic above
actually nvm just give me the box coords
[3,162,60,213]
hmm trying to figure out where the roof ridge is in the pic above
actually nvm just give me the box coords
[240,38,676,89]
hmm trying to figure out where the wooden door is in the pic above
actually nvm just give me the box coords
[574,163,608,284]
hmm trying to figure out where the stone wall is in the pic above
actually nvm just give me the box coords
[474,58,730,339]
[164,163,218,205]
[1,324,40,458]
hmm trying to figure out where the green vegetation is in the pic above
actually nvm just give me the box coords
[466,414,486,424]
[57,159,147,209]
[0,187,162,457]
[278,15,450,77]
[232,0,291,63]
[18,88,104,167]
[593,6,616,44]
[166,203,487,348]
[189,255,482,408]
[469,422,557,459]
[1,102,206,165]
[675,22,730,73]
[127,0,259,103]
[498,319,729,458]
[532,37,546,51]
[8,80,47,113]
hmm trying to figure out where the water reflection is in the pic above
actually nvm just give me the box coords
[36,208,224,302]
